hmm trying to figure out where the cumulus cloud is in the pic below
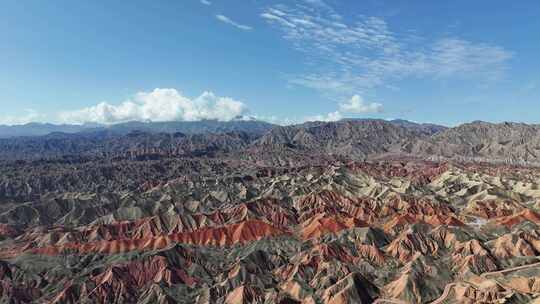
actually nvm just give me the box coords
[339,95,382,113]
[216,14,253,31]
[305,111,342,122]
[59,88,248,124]
[301,94,382,123]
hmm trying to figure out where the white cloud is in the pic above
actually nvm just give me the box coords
[200,0,211,5]
[299,94,381,123]
[305,111,342,122]
[429,38,512,79]
[0,109,43,125]
[216,14,253,31]
[59,88,248,124]
[248,114,297,126]
[261,1,512,95]
[339,95,382,113]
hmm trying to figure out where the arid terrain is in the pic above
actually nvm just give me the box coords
[2,120,540,303]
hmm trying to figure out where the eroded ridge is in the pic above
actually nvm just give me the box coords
[2,160,540,303]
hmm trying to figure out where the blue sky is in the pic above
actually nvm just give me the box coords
[1,0,539,126]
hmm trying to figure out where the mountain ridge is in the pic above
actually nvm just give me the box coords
[3,119,540,166]
[0,119,276,138]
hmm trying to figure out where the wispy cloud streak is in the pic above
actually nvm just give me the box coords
[261,0,512,95]
[216,14,253,31]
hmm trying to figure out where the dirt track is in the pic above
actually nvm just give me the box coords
[429,283,457,304]
[480,261,540,278]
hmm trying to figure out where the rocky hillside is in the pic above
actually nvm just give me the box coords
[252,119,430,160]
[5,120,540,166]
[1,160,540,303]
[385,118,447,135]
[413,121,540,165]
[255,120,540,165]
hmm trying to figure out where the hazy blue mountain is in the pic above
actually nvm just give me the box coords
[0,120,276,138]
[0,123,100,138]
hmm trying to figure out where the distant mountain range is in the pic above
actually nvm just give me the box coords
[0,120,276,138]
[3,118,540,166]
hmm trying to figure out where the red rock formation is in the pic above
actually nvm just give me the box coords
[386,228,439,262]
[495,209,540,227]
[297,191,379,223]
[454,282,512,303]
[383,214,420,234]
[452,240,498,274]
[312,243,357,264]
[429,226,467,249]
[503,276,540,294]
[384,253,450,304]
[300,214,368,240]
[491,233,537,259]
[3,159,540,303]
[382,196,462,234]
[466,199,523,219]
[356,244,386,266]
[321,272,376,304]
[224,285,265,304]
[29,220,288,255]
[347,161,448,185]
[85,255,196,303]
